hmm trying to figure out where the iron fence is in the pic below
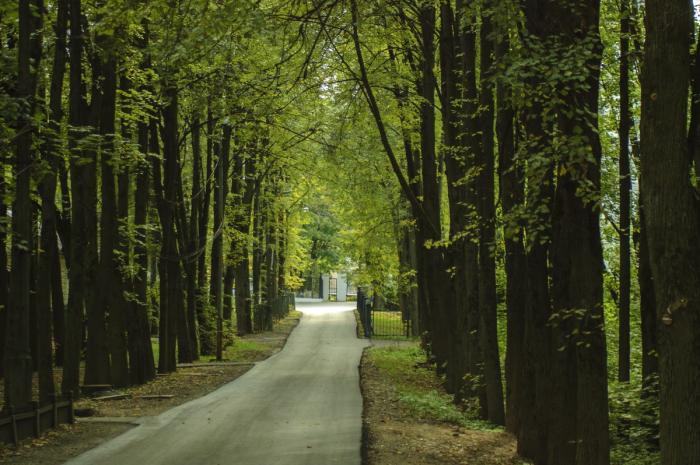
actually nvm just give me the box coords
[357,288,411,338]
[271,292,296,321]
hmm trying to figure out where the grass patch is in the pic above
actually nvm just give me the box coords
[367,345,496,431]
[149,310,302,364]
[222,339,268,361]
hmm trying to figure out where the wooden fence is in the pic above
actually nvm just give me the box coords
[0,393,75,446]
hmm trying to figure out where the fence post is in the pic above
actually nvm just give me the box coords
[9,405,17,447]
[32,401,40,438]
[67,391,75,424]
[363,300,372,338]
[50,393,58,428]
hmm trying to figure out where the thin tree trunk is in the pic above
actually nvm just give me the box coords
[618,0,632,383]
[62,0,86,398]
[188,113,203,358]
[497,35,527,434]
[36,0,68,403]
[197,107,214,353]
[213,128,225,359]
[477,10,504,425]
[129,119,156,384]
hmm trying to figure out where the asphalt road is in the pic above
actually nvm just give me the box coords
[64,301,368,465]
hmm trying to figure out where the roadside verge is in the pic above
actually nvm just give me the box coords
[360,344,527,465]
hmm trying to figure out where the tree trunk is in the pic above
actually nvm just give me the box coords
[62,0,86,398]
[417,4,450,373]
[477,11,504,425]
[36,0,68,403]
[129,119,156,384]
[83,37,110,387]
[252,188,264,331]
[548,3,609,463]
[637,195,658,393]
[196,108,214,353]
[213,127,226,359]
[5,0,43,410]
[153,97,177,373]
[98,49,130,387]
[640,1,700,463]
[187,113,203,358]
[618,0,632,383]
[497,35,528,434]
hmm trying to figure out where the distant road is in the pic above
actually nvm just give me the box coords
[64,301,368,465]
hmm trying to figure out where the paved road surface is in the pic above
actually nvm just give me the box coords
[64,301,368,465]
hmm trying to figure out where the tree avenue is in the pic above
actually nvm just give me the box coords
[0,0,697,464]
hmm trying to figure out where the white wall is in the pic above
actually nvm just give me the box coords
[321,274,330,300]
[336,273,348,302]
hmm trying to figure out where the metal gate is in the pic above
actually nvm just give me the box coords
[329,278,337,301]
[357,288,411,338]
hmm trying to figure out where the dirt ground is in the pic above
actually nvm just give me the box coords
[361,346,527,465]
[0,311,301,464]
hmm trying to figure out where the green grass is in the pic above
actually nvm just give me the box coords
[222,339,268,361]
[151,338,159,363]
[367,345,497,431]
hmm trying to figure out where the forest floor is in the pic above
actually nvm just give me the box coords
[0,311,302,464]
[361,344,528,465]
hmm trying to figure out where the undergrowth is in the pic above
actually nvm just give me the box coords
[367,345,659,465]
[367,346,496,431]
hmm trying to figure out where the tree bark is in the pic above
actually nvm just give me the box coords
[641,1,700,463]
[5,0,43,410]
[497,36,528,435]
[63,0,87,398]
[618,0,632,383]
[97,46,130,387]
[477,10,505,425]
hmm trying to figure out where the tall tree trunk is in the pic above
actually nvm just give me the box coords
[439,0,464,396]
[83,36,110,387]
[0,153,7,379]
[210,124,230,355]
[477,10,505,425]
[36,0,68,403]
[5,0,43,410]
[417,3,450,373]
[453,0,484,404]
[547,2,609,464]
[197,108,214,353]
[497,36,528,435]
[98,48,129,387]
[234,147,254,335]
[187,113,203,358]
[129,119,156,384]
[172,134,194,364]
[153,97,176,373]
[63,0,86,398]
[618,0,632,383]
[641,1,700,463]
[213,128,226,359]
[252,186,264,330]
